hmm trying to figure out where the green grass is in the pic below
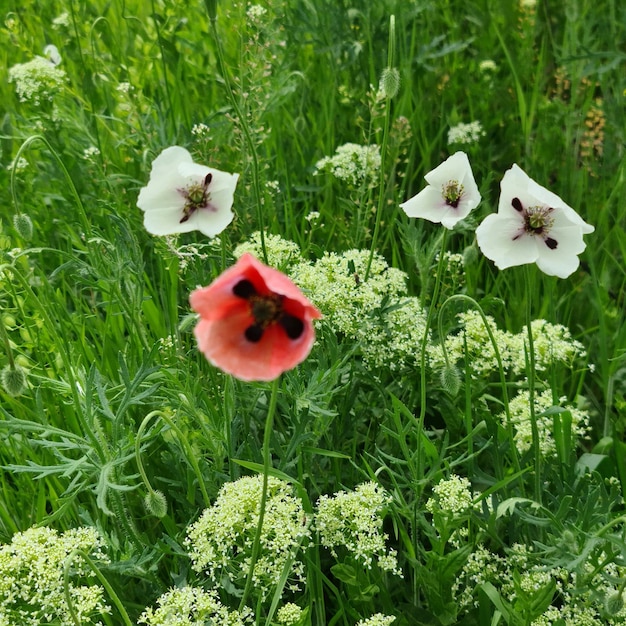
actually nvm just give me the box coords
[1,0,625,624]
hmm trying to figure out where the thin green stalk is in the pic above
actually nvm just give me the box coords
[209,15,268,263]
[524,265,541,503]
[10,135,91,240]
[135,410,211,508]
[0,311,15,369]
[365,14,396,281]
[64,549,133,626]
[437,294,522,481]
[416,230,448,477]
[239,376,281,613]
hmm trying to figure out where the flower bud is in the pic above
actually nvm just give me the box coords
[144,490,168,518]
[13,213,33,241]
[440,363,461,396]
[379,67,400,99]
[1,364,28,397]
[605,591,624,616]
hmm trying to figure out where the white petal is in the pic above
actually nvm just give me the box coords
[191,204,235,237]
[400,186,446,223]
[476,213,540,269]
[143,208,189,235]
[535,251,580,278]
[137,146,191,212]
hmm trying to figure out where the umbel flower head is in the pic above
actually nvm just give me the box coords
[400,151,481,229]
[190,253,321,381]
[137,146,239,237]
[475,164,594,278]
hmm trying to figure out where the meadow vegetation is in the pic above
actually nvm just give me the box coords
[1,0,625,624]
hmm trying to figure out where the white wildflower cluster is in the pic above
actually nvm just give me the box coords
[191,122,210,137]
[452,545,505,609]
[247,4,268,21]
[291,248,428,371]
[503,388,590,456]
[315,143,381,187]
[479,59,497,73]
[83,146,101,160]
[52,12,71,28]
[447,121,485,146]
[455,544,626,624]
[0,526,110,625]
[316,482,401,576]
[434,251,466,288]
[276,602,303,625]
[427,310,587,379]
[356,614,396,626]
[234,231,304,271]
[116,81,132,95]
[9,56,67,105]
[426,474,473,518]
[7,156,28,173]
[185,476,310,599]
[138,587,253,626]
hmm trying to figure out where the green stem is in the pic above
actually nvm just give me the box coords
[365,14,396,281]
[209,16,268,263]
[0,309,15,369]
[524,265,541,503]
[437,294,522,481]
[239,376,281,612]
[136,410,211,508]
[416,230,448,476]
[10,135,91,240]
[64,549,133,626]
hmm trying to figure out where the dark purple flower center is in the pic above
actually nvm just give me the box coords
[179,173,213,223]
[233,279,305,343]
[511,197,558,249]
[443,180,464,208]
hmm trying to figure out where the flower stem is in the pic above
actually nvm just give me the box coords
[64,549,133,626]
[365,15,396,281]
[524,265,541,503]
[136,410,212,509]
[239,376,281,612]
[208,14,268,264]
[416,230,447,475]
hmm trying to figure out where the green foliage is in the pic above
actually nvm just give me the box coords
[0,0,625,624]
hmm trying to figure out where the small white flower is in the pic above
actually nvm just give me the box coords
[475,164,594,278]
[400,151,481,229]
[447,121,485,146]
[137,146,239,237]
[43,44,62,66]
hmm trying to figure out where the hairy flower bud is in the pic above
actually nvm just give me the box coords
[379,67,400,99]
[13,213,33,241]
[1,364,28,397]
[440,363,461,396]
[144,490,168,518]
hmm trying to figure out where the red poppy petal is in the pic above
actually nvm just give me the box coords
[194,314,316,382]
[190,253,321,381]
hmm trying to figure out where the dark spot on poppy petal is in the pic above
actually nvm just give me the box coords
[545,237,558,250]
[280,314,305,340]
[244,324,264,342]
[205,172,213,186]
[233,279,256,299]
[512,197,523,212]
[179,214,190,223]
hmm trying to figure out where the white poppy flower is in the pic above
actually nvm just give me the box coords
[137,146,239,237]
[400,151,481,229]
[475,164,594,278]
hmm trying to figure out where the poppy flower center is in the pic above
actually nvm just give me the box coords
[179,173,213,223]
[511,197,558,249]
[442,180,464,208]
[233,279,305,343]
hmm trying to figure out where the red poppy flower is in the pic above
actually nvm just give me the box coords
[190,253,322,381]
